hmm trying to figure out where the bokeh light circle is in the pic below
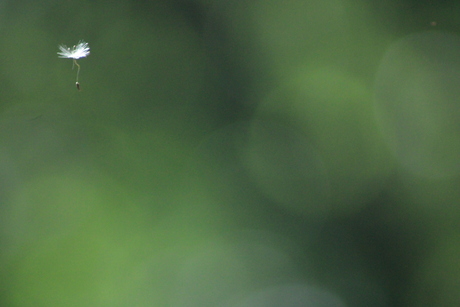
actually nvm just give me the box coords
[374,31,460,178]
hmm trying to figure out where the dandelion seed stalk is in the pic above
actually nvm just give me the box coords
[74,59,80,83]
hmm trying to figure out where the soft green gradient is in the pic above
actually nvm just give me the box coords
[0,0,459,306]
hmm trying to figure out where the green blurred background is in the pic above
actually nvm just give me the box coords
[1,0,460,306]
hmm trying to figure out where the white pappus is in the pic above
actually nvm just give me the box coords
[57,40,90,90]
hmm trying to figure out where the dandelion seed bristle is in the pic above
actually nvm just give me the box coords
[57,40,90,59]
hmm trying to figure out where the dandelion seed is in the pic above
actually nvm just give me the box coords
[57,40,90,90]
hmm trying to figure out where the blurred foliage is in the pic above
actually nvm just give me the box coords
[1,0,460,306]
